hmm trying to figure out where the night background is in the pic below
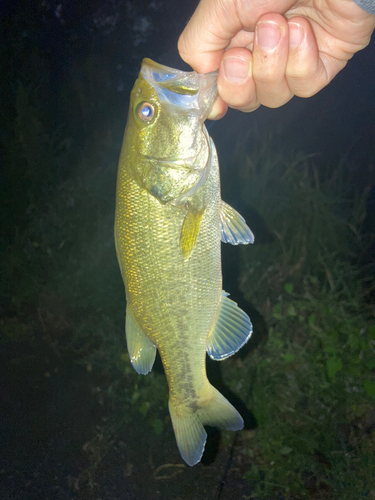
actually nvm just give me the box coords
[1,1,374,499]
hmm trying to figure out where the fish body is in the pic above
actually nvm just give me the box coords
[115,59,254,466]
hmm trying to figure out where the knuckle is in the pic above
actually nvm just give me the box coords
[286,69,327,98]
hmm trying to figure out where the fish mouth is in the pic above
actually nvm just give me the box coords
[141,58,218,121]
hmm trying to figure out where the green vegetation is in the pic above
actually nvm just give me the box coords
[238,281,375,499]
[223,137,375,498]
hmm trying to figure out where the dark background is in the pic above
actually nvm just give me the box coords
[0,1,374,499]
[2,0,374,166]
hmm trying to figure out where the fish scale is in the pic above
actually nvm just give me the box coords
[115,59,254,465]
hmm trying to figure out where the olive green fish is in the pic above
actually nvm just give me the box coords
[114,59,254,466]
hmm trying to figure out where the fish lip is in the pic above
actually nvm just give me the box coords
[140,58,218,121]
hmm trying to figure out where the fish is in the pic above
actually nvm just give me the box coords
[114,58,254,466]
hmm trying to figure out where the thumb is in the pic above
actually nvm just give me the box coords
[178,0,295,73]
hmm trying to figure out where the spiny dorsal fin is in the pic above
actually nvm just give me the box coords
[207,291,252,360]
[220,201,254,245]
[180,204,205,259]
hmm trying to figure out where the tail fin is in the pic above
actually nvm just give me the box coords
[168,384,243,466]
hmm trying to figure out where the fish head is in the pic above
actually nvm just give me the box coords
[127,58,218,204]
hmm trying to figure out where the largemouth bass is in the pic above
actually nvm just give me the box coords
[115,59,254,466]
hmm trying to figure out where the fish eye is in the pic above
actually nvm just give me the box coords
[137,102,155,123]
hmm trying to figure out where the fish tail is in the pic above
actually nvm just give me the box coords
[168,384,243,466]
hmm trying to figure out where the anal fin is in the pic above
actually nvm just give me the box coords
[126,306,156,375]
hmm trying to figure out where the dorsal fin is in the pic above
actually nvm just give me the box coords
[220,201,254,245]
[207,291,252,360]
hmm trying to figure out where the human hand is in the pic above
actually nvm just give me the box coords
[178,0,375,118]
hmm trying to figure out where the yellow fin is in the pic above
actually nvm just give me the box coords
[180,205,205,259]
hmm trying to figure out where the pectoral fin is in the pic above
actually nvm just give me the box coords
[180,204,205,259]
[125,306,156,375]
[207,291,252,360]
[220,201,254,245]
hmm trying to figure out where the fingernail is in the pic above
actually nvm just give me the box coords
[222,56,250,83]
[289,22,303,47]
[208,100,227,120]
[208,110,226,120]
[256,21,282,50]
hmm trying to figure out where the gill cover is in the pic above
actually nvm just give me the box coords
[130,59,218,204]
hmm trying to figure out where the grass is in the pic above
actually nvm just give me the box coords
[221,135,375,499]
[238,278,375,498]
